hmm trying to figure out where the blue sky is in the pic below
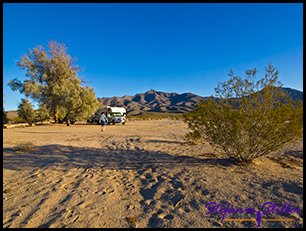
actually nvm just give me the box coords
[3,3,303,111]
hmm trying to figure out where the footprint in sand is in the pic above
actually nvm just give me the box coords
[160,214,174,220]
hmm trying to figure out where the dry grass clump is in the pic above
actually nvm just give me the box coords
[67,137,82,141]
[13,142,36,153]
[126,217,136,223]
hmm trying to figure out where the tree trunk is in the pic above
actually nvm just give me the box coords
[65,113,70,126]
[54,105,59,123]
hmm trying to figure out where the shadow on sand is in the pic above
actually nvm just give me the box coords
[3,144,234,172]
[3,144,303,228]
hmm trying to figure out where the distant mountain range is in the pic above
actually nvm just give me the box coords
[97,87,303,116]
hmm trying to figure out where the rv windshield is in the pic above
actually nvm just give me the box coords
[110,113,122,117]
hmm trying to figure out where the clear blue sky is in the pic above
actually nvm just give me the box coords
[3,3,303,111]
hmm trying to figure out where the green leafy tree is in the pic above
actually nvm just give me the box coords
[7,40,99,125]
[58,77,100,125]
[184,63,303,164]
[17,98,36,123]
[38,103,50,123]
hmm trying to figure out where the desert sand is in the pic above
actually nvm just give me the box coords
[3,119,303,228]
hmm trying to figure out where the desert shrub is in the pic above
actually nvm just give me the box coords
[184,63,303,164]
[6,117,24,124]
[13,117,24,123]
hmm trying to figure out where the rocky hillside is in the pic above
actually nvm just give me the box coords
[97,88,303,116]
[279,87,303,101]
[97,89,207,116]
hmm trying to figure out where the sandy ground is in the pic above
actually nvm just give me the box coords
[3,119,303,228]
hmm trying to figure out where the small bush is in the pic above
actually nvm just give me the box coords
[8,117,24,124]
[184,63,303,164]
[14,142,36,153]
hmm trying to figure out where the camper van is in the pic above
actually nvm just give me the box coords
[90,106,126,125]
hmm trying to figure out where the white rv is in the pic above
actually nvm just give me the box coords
[90,106,126,125]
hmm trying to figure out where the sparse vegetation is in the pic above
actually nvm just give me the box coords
[184,63,303,164]
[7,117,24,124]
[3,107,8,124]
[127,113,184,121]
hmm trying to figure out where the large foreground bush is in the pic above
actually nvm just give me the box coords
[184,63,303,164]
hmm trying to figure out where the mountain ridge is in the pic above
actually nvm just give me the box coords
[98,89,205,116]
[97,87,303,116]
